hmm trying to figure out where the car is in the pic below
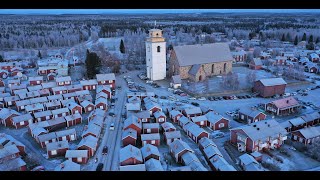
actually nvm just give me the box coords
[301,92,308,96]
[191,102,199,107]
[245,95,252,98]
[109,112,115,117]
[102,146,108,155]
[122,113,126,118]
[160,96,167,99]
[225,111,233,116]
[153,84,160,88]
[96,163,104,171]
[283,93,291,97]
[180,93,187,96]
[291,92,298,96]
[198,97,206,101]
[181,100,189,103]
[117,86,121,90]
[188,97,196,100]
[211,131,225,139]
[167,88,174,92]
[146,80,153,84]
[110,123,115,130]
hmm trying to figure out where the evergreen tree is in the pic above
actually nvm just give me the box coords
[0,55,3,62]
[120,39,125,54]
[316,37,320,44]
[308,35,314,43]
[38,50,42,59]
[281,34,286,41]
[85,52,101,79]
[302,33,307,41]
[294,35,298,45]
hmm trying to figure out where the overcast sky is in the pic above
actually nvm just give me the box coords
[0,9,319,15]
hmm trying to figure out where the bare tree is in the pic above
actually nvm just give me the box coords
[253,47,261,58]
[307,138,320,161]
[246,70,257,87]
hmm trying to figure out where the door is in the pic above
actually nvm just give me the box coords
[70,135,75,141]
[199,75,202,81]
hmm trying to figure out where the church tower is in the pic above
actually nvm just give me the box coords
[145,28,166,81]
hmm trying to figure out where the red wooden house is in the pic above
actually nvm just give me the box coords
[34,110,53,122]
[161,122,176,133]
[122,128,138,147]
[291,126,320,145]
[95,97,108,110]
[96,85,112,99]
[67,102,83,114]
[28,76,43,86]
[56,76,72,86]
[145,101,162,116]
[66,84,83,93]
[154,111,167,124]
[249,58,263,70]
[80,100,95,113]
[191,115,207,127]
[96,73,116,89]
[55,128,77,142]
[169,140,194,163]
[141,133,160,146]
[132,111,151,123]
[264,97,300,116]
[164,131,181,145]
[206,112,230,130]
[47,72,57,81]
[119,144,143,166]
[143,123,160,134]
[253,78,287,98]
[52,86,68,95]
[123,115,142,136]
[81,123,101,139]
[169,110,183,123]
[52,108,70,118]
[46,141,69,158]
[80,79,98,91]
[45,100,62,111]
[37,132,57,148]
[0,108,21,127]
[65,150,89,164]
[77,135,98,157]
[140,144,161,161]
[65,113,82,127]
[182,107,202,120]
[11,113,33,129]
[184,123,209,144]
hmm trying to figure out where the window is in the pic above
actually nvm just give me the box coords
[147,129,151,133]
[37,81,40,84]
[77,157,82,162]
[142,119,147,122]
[88,107,92,111]
[70,135,75,141]
[224,63,227,72]
[148,47,150,52]
[156,33,159,36]
[157,46,161,53]
[212,64,215,74]
[21,106,24,110]
[241,115,244,120]
[46,116,50,120]
[159,118,164,122]
[109,80,113,83]
[20,121,25,125]
[51,150,57,155]
[45,141,49,144]
[200,121,204,125]
[151,140,156,144]
[100,106,104,109]
[219,123,225,128]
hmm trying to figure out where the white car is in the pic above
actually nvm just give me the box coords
[188,97,196,100]
[283,93,291,97]
[110,123,115,130]
[291,92,298,96]
[146,80,153,84]
[198,97,206,101]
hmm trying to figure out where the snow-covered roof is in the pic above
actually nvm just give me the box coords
[191,115,207,123]
[239,107,265,119]
[170,110,182,117]
[154,111,166,119]
[171,75,182,84]
[170,166,192,171]
[189,161,208,171]
[65,150,88,158]
[169,139,194,155]
[203,145,223,159]
[206,112,229,124]
[47,117,66,127]
[51,107,69,115]
[67,101,81,110]
[131,111,150,119]
[0,133,25,148]
[56,76,71,82]
[81,123,101,137]
[31,127,48,137]
[161,122,176,131]
[66,84,82,91]
[258,78,287,86]
[217,164,237,171]
[270,97,299,109]
[0,157,26,171]
[119,144,142,163]
[52,86,68,92]
[188,64,201,76]
[184,107,202,115]
[143,123,159,129]
[4,96,20,102]
[89,115,104,127]
[0,108,20,120]
[232,120,287,141]
[80,100,94,108]
[310,53,319,59]
[0,93,11,99]
[96,85,112,94]
[179,116,191,125]
[80,79,98,86]
[34,110,52,119]
[127,96,140,103]
[46,140,69,151]
[55,128,76,138]
[27,85,42,92]
[28,76,43,81]
[96,73,116,81]
[173,43,233,67]
[141,133,160,141]
[250,151,262,158]
[295,126,320,139]
[63,92,77,99]
[239,153,259,166]
[96,92,109,99]
[145,101,161,111]
[145,159,164,171]
[199,137,216,149]
[0,144,20,159]
[61,99,75,107]
[185,122,207,137]
[88,108,106,119]
[54,160,80,171]
[288,117,306,126]
[29,97,48,104]
[143,96,157,104]
[37,132,57,143]
[126,102,141,111]
[25,103,44,112]
[8,79,20,84]
[209,154,230,171]
[122,128,137,139]
[181,151,200,166]
[301,112,320,123]
[42,82,57,89]
[119,164,146,171]
[140,144,160,159]
[164,131,181,139]
[11,113,33,123]
[78,135,98,149]
[65,113,82,122]
[47,94,63,101]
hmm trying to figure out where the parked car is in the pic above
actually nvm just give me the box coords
[160,96,167,99]
[211,131,225,139]
[102,146,108,155]
[146,80,153,84]
[31,166,45,171]
[96,163,104,171]
[198,97,206,101]
[109,112,115,117]
[181,100,189,103]
[291,92,298,96]
[283,93,291,97]
[188,97,196,100]
[180,93,187,96]
[110,123,115,130]
[191,102,199,106]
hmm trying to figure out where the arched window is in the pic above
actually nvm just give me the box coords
[224,63,227,72]
[157,46,161,52]
[156,33,159,36]
[212,64,215,74]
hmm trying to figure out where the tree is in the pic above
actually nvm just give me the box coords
[308,35,314,43]
[85,52,101,79]
[0,55,3,62]
[294,35,298,45]
[112,61,121,73]
[307,138,320,161]
[246,71,257,87]
[286,32,291,42]
[245,53,253,64]
[302,33,307,41]
[253,47,261,58]
[120,39,125,54]
[38,50,42,59]
[316,37,320,44]
[249,32,256,40]
[281,34,286,41]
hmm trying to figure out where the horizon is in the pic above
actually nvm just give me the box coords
[0,9,319,15]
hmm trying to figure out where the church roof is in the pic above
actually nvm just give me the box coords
[188,64,201,76]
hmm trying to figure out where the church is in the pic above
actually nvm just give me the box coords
[168,43,233,82]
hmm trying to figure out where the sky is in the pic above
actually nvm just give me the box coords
[0,9,319,15]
